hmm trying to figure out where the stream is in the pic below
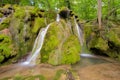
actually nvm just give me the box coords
[0,54,120,80]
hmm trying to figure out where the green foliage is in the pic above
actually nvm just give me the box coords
[61,35,81,64]
[20,0,32,6]
[32,17,45,33]
[0,55,4,62]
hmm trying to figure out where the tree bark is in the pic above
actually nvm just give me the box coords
[97,0,102,29]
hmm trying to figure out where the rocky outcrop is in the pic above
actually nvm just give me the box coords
[84,21,120,61]
[40,19,81,65]
[0,5,81,65]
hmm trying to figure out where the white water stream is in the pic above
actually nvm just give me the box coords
[74,17,84,46]
[22,14,60,65]
[22,24,50,65]
[56,14,60,22]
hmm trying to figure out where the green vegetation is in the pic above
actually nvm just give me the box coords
[1,74,46,80]
[32,17,45,33]
[53,70,65,80]
[41,22,60,63]
[0,18,10,30]
[0,0,120,64]
[61,35,80,64]
[0,34,12,63]
[13,7,26,19]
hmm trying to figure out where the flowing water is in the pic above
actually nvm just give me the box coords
[0,14,120,80]
[74,17,84,46]
[22,14,60,65]
[56,14,60,22]
[22,24,51,65]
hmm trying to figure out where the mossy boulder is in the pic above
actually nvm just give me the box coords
[41,19,81,65]
[61,35,80,64]
[84,21,120,60]
[106,30,120,46]
[88,37,108,51]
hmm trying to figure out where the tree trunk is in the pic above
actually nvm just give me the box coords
[97,0,102,29]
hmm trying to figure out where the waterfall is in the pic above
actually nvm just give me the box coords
[22,24,51,65]
[74,17,84,46]
[56,14,60,22]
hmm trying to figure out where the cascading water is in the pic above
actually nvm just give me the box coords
[22,14,60,65]
[22,24,51,65]
[74,17,84,46]
[74,17,94,57]
[56,14,60,22]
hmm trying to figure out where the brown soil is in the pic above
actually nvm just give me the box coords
[78,63,120,80]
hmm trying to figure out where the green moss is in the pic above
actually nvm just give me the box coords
[89,37,108,51]
[61,35,81,64]
[41,22,60,63]
[0,55,4,62]
[13,74,24,80]
[0,18,10,30]
[3,4,11,9]
[13,7,26,19]
[94,37,108,51]
[106,30,120,46]
[1,75,46,80]
[0,34,12,63]
[53,70,65,80]
[32,17,45,33]
[45,10,56,23]
[0,13,3,18]
[84,23,93,39]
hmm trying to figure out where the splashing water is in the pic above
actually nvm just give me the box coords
[74,17,84,46]
[22,24,51,65]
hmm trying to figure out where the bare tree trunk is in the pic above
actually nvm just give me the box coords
[97,0,102,29]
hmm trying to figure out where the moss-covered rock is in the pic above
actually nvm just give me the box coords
[41,19,81,65]
[0,17,10,30]
[13,7,26,19]
[84,21,120,60]
[88,37,108,51]
[0,34,13,63]
[32,17,45,33]
[106,30,120,46]
[61,35,80,64]
[0,13,3,18]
